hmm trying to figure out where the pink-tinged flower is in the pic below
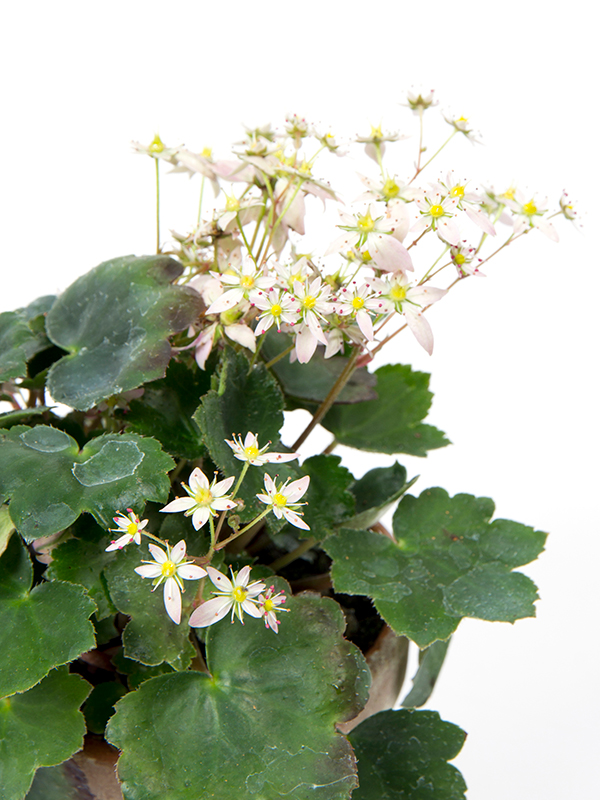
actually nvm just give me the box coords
[105,510,148,551]
[160,468,237,530]
[431,172,496,236]
[207,262,276,315]
[326,206,414,273]
[356,174,419,205]
[504,190,559,242]
[134,540,206,625]
[290,277,334,363]
[450,243,485,277]
[559,191,583,230]
[258,585,290,633]
[188,566,266,628]
[253,288,299,335]
[274,257,312,291]
[225,432,299,466]
[256,473,311,530]
[332,281,383,341]
[374,274,446,355]
[405,88,438,113]
[411,192,461,245]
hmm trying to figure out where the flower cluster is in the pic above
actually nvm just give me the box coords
[137,92,573,367]
[104,434,304,633]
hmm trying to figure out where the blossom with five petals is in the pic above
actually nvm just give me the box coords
[160,468,237,530]
[134,540,206,624]
[105,510,148,551]
[188,566,266,627]
[225,432,299,466]
[257,473,310,529]
[258,585,289,633]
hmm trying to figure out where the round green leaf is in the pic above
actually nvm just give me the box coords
[45,255,201,410]
[348,709,466,799]
[0,667,91,800]
[0,535,96,697]
[107,593,370,799]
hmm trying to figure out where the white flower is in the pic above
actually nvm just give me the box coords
[332,281,383,341]
[504,190,559,242]
[256,473,310,530]
[258,585,290,633]
[160,468,237,530]
[405,88,438,113]
[253,288,299,335]
[290,277,334,363]
[105,509,148,551]
[134,540,206,625]
[431,172,496,236]
[188,565,266,627]
[207,261,276,315]
[411,191,461,245]
[375,274,446,355]
[442,112,482,143]
[326,206,414,273]
[225,432,299,466]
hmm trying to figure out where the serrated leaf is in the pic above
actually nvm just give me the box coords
[45,255,201,410]
[300,455,356,541]
[46,517,116,620]
[348,709,467,799]
[0,667,91,800]
[0,535,96,698]
[321,364,449,456]
[193,348,298,521]
[346,462,416,530]
[0,425,174,542]
[122,359,210,459]
[401,639,450,709]
[323,489,546,647]
[261,329,378,404]
[107,592,370,800]
[0,297,55,384]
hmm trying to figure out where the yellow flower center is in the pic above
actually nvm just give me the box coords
[225,196,240,212]
[264,598,275,612]
[270,303,282,317]
[357,210,375,233]
[233,587,247,603]
[201,147,213,158]
[501,187,516,201]
[454,253,466,265]
[450,185,465,198]
[126,522,139,536]
[302,295,316,310]
[244,445,259,460]
[390,285,407,302]
[523,201,537,215]
[273,492,288,507]
[148,134,165,154]
[362,249,372,262]
[429,205,445,218]
[161,560,176,578]
[194,487,213,506]
[240,275,255,289]
[352,296,365,310]
[383,178,400,198]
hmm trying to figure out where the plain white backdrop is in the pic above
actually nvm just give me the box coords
[2,3,598,798]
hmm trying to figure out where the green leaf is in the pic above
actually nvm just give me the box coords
[261,329,378,404]
[323,489,546,647]
[112,649,175,690]
[348,709,466,799]
[122,359,210,459]
[401,639,451,709]
[0,667,91,800]
[193,348,298,521]
[321,364,449,456]
[300,455,356,541]
[107,591,370,799]
[0,297,54,383]
[0,535,96,698]
[0,425,174,542]
[82,682,127,735]
[45,255,201,410]
[0,505,15,558]
[346,462,416,530]
[46,517,116,620]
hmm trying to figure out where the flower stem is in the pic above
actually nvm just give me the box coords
[214,508,270,551]
[291,345,361,451]
[269,536,316,572]
[232,461,249,500]
[264,343,294,370]
[155,158,161,254]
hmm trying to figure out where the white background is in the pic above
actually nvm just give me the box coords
[2,2,598,798]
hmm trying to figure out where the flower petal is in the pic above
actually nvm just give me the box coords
[148,543,167,563]
[170,540,187,564]
[135,564,163,579]
[161,497,196,514]
[206,566,233,592]
[163,577,182,624]
[189,597,232,627]
[177,564,207,581]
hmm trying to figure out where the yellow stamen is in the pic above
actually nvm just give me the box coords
[352,296,365,310]
[244,445,259,460]
[273,492,288,507]
[264,598,275,612]
[357,210,375,233]
[148,134,165,154]
[390,285,407,302]
[161,560,176,578]
[233,587,247,603]
[194,487,213,505]
[126,521,139,536]
[454,253,466,265]
[429,205,445,218]
[523,201,538,215]
[302,295,316,310]
[201,147,213,159]
[450,185,465,198]
[240,275,255,289]
[270,303,282,317]
[382,178,400,199]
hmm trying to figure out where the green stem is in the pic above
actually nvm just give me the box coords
[197,176,206,225]
[409,130,456,184]
[232,462,249,500]
[292,346,361,451]
[263,343,294,370]
[155,158,161,253]
[214,508,270,551]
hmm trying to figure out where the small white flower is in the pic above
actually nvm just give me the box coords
[326,205,414,272]
[207,261,276,315]
[188,565,266,627]
[258,585,290,633]
[253,288,299,335]
[256,473,311,530]
[105,509,148,551]
[375,274,446,355]
[134,540,206,625]
[160,468,237,530]
[225,432,299,466]
[411,191,461,245]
